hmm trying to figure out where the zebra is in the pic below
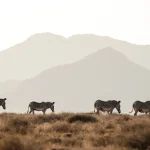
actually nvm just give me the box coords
[129,100,150,116]
[0,98,7,110]
[94,100,121,114]
[27,101,55,115]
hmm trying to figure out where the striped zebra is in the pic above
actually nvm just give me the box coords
[129,100,150,116]
[94,100,121,114]
[27,101,55,115]
[0,98,7,110]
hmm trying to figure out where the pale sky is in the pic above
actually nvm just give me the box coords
[0,0,149,51]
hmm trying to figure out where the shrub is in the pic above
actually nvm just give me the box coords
[31,113,70,124]
[67,114,98,123]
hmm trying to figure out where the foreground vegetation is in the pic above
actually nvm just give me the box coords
[0,113,149,150]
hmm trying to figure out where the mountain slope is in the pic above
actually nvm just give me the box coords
[3,47,150,113]
[0,33,150,82]
[0,80,21,95]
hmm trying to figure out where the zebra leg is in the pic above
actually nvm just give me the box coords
[134,110,138,116]
[42,110,46,115]
[109,109,113,114]
[96,110,99,114]
[32,110,35,115]
[29,110,32,114]
[96,108,100,114]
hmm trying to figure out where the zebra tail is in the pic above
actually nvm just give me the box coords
[27,105,30,113]
[94,103,96,113]
[129,107,133,113]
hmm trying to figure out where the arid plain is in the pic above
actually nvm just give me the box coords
[0,113,149,150]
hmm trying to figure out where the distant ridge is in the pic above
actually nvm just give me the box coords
[0,33,150,82]
[0,80,20,95]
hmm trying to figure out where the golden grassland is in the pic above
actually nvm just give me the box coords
[0,113,150,150]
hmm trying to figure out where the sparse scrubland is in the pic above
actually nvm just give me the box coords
[0,113,150,150]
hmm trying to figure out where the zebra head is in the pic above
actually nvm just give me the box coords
[115,101,121,114]
[2,98,7,110]
[47,102,55,112]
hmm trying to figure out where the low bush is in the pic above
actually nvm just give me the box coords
[67,114,98,123]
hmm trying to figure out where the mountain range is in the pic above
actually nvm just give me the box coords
[1,47,150,113]
[0,33,150,82]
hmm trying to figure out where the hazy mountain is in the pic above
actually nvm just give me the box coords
[0,80,21,95]
[0,33,150,82]
[3,47,150,113]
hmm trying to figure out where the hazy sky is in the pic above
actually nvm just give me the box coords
[0,0,149,51]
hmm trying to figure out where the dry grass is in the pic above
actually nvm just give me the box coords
[0,113,150,150]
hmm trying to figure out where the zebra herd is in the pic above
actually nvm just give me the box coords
[94,100,150,116]
[0,98,150,116]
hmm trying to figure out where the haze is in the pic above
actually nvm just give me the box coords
[0,0,150,51]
